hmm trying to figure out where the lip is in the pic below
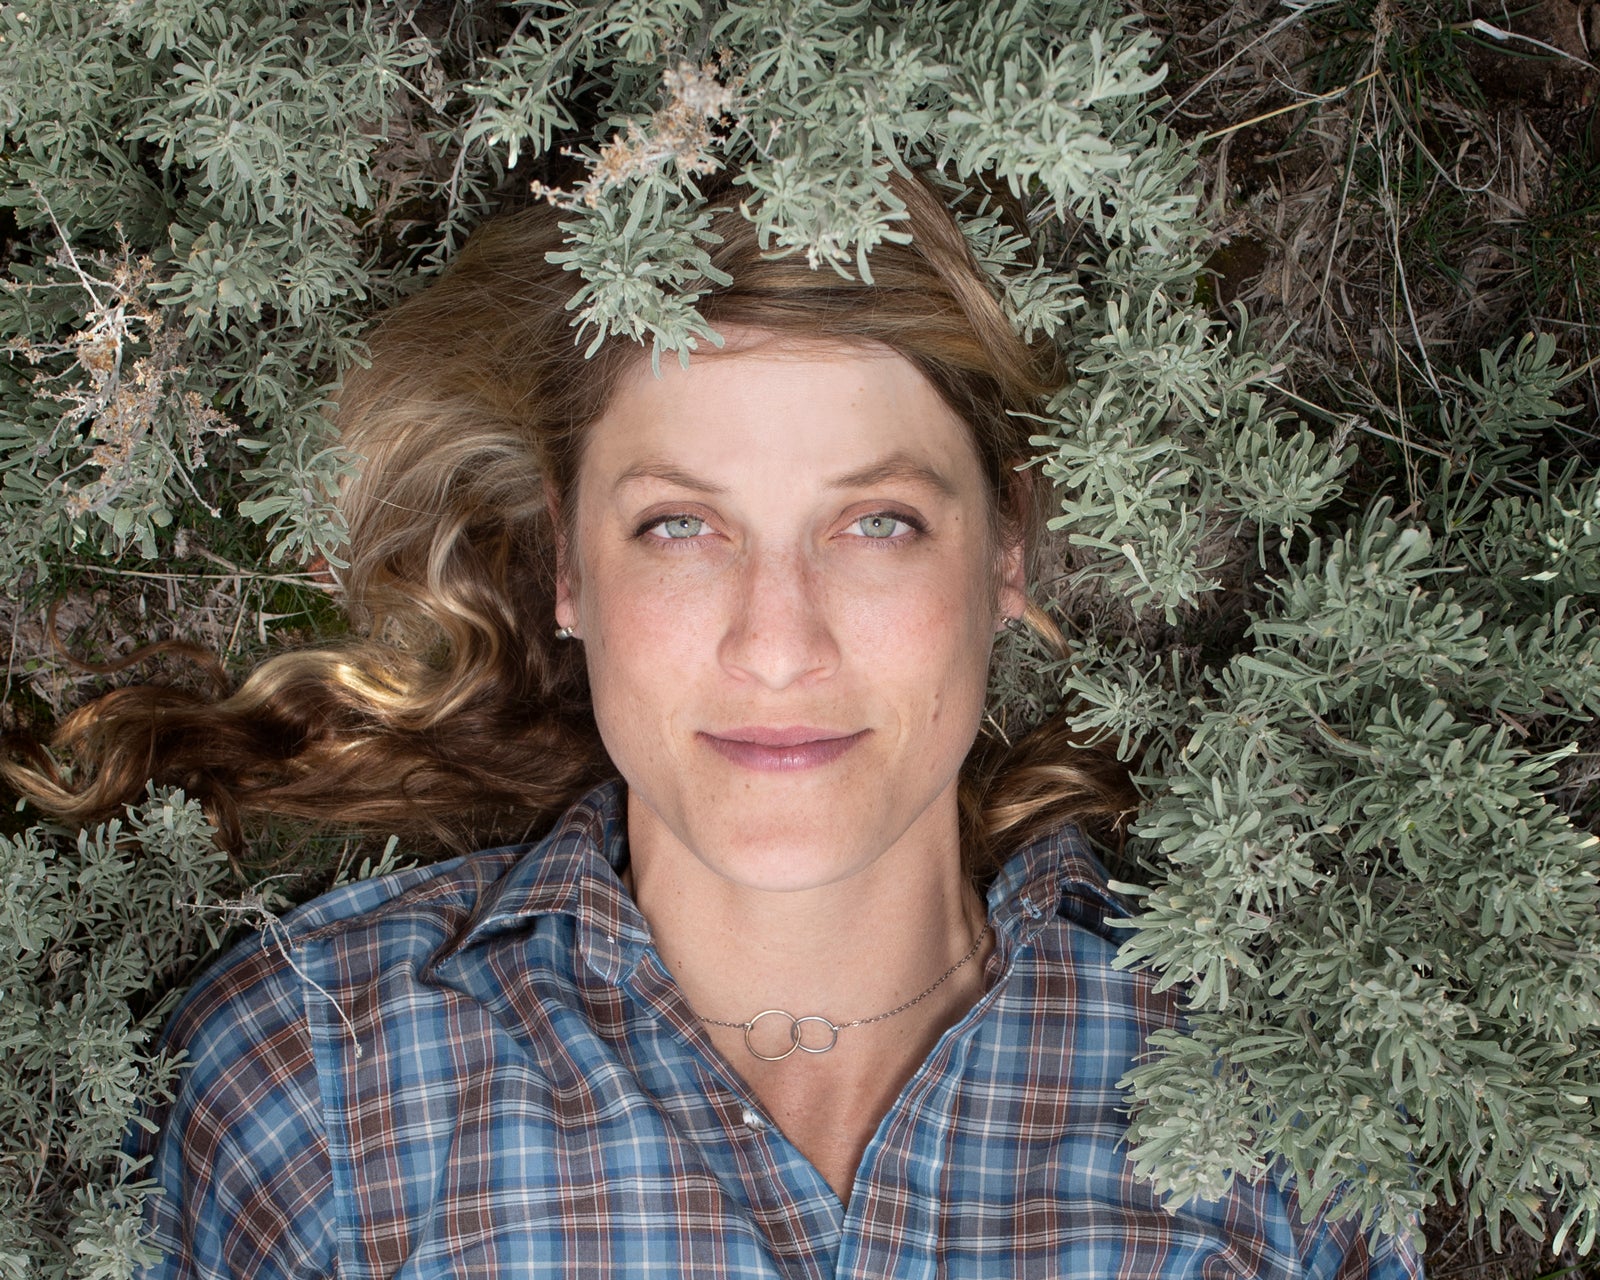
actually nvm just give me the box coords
[700,727,868,772]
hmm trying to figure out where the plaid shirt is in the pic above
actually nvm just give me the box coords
[135,781,1421,1279]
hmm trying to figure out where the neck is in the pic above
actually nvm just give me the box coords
[623,789,987,1050]
[622,786,993,1203]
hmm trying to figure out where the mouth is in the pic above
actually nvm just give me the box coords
[699,727,868,772]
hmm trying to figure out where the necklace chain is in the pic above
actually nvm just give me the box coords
[696,924,990,1062]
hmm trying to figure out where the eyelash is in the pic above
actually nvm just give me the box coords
[637,514,709,542]
[847,512,924,542]
[633,511,927,545]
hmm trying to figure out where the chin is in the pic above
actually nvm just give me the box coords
[682,803,888,893]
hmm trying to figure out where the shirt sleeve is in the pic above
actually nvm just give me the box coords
[1294,1198,1425,1280]
[132,928,338,1280]
[1353,1225,1425,1280]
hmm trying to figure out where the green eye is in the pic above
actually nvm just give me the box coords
[658,515,705,539]
[855,514,906,539]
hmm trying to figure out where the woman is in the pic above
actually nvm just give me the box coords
[7,175,1421,1277]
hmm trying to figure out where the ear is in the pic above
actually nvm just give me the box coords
[548,486,579,636]
[992,463,1034,631]
[555,571,577,635]
[994,533,1026,631]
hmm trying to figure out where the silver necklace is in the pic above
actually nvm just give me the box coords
[697,925,990,1062]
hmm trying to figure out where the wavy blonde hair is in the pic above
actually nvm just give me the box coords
[5,172,1134,866]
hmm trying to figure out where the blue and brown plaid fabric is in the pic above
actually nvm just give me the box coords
[134,781,1421,1279]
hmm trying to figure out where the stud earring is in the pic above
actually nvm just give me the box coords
[554,625,576,640]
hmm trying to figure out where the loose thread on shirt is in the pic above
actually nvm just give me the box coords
[194,889,365,1059]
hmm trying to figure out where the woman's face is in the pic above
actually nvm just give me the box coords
[556,338,1024,892]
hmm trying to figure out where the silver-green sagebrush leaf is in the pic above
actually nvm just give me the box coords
[0,791,231,1280]
[2,0,1598,1268]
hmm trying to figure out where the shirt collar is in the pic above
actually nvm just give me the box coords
[444,780,1129,963]
[445,779,650,962]
[984,818,1130,946]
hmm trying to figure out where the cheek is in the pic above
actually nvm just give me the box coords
[848,561,996,708]
[578,554,716,711]
[575,530,997,725]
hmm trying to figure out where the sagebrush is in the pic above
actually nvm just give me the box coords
[1,0,1596,1274]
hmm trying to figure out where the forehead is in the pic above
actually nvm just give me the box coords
[578,337,985,493]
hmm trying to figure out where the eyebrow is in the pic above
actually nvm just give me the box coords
[826,453,960,497]
[613,461,729,494]
[613,452,958,498]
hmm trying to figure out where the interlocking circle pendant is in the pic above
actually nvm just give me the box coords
[697,924,990,1062]
[743,1009,842,1062]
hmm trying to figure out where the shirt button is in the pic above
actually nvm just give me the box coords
[740,1107,768,1133]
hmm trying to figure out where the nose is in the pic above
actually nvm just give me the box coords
[717,542,840,690]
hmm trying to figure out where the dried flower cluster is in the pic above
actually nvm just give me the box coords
[532,57,738,209]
